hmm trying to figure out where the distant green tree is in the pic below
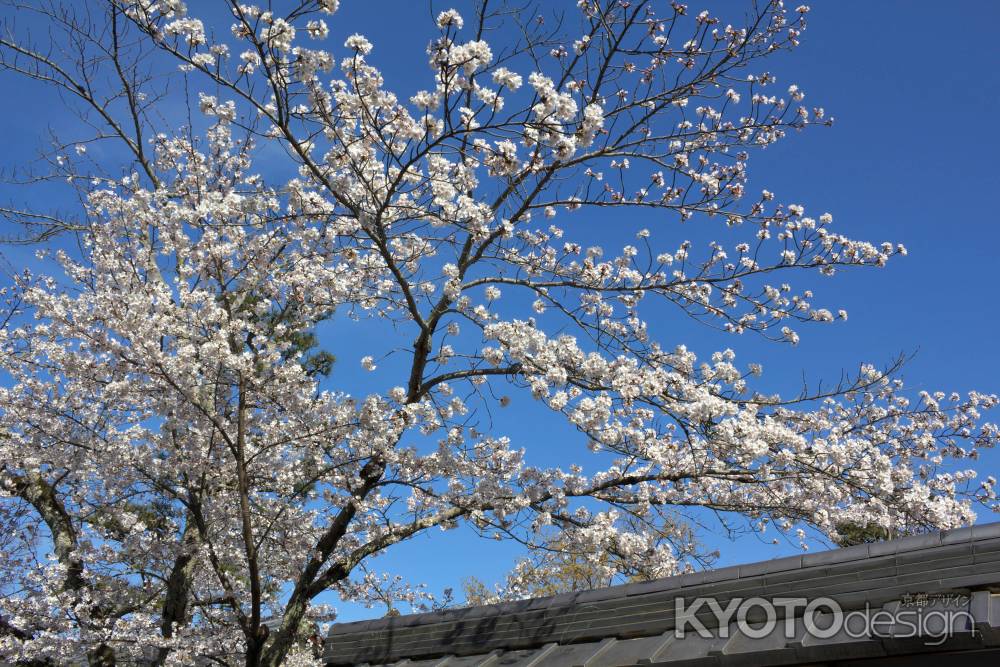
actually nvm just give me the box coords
[834,521,892,547]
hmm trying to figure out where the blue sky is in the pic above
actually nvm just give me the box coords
[2,1,999,623]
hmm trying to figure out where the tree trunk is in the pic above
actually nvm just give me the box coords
[87,644,115,667]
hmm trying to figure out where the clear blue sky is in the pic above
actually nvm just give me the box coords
[2,1,999,622]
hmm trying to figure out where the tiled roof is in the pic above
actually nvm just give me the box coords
[323,523,1000,666]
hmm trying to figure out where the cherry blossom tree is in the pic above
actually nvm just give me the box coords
[0,1,997,665]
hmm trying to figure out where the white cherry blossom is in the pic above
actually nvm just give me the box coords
[0,2,995,666]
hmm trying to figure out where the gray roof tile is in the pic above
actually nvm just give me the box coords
[323,522,1000,666]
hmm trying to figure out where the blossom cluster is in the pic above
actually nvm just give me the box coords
[0,1,995,665]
